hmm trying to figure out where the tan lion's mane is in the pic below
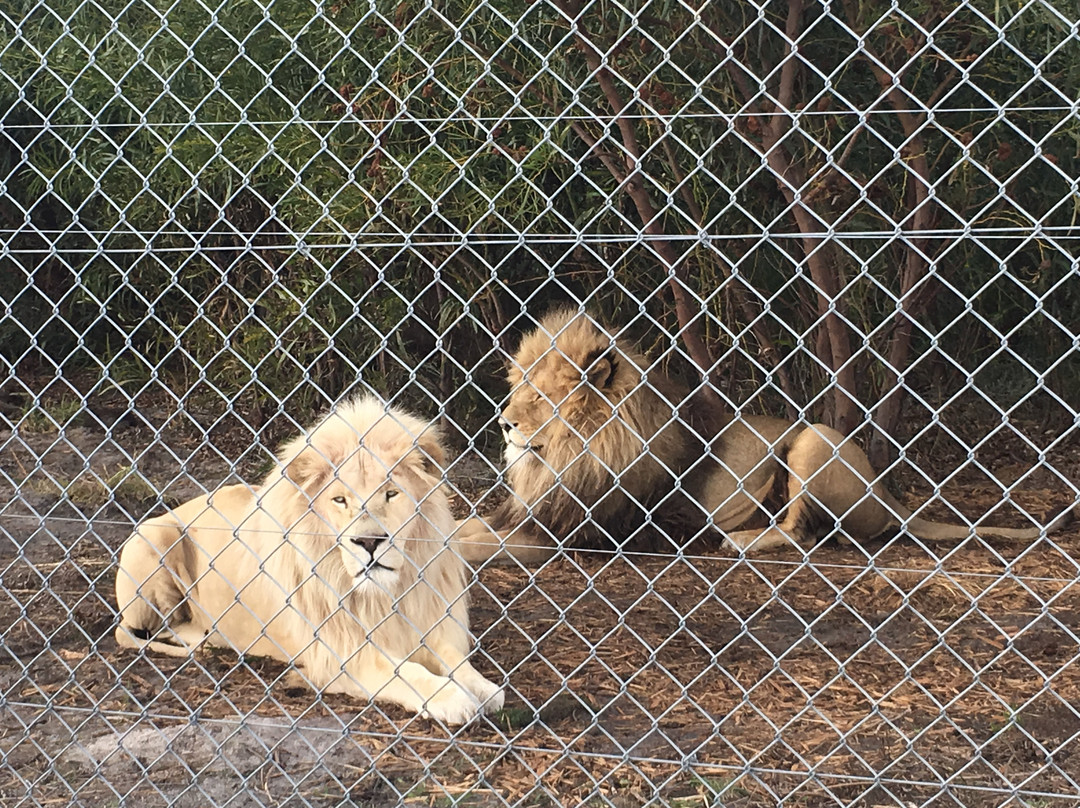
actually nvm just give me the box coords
[489,308,727,551]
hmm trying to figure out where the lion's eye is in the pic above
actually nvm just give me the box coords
[331,495,347,507]
[385,489,399,501]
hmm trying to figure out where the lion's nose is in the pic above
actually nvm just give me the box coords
[499,417,514,434]
[350,535,384,556]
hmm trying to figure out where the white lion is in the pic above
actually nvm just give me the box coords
[115,395,504,724]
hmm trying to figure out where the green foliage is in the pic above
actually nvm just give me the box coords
[2,0,1077,431]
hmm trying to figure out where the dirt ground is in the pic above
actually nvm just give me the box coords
[2,385,1080,807]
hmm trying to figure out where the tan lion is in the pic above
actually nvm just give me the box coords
[455,309,1073,561]
[115,395,504,724]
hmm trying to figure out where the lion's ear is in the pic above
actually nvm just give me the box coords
[585,348,618,390]
[413,430,445,476]
[278,439,333,489]
[386,429,445,479]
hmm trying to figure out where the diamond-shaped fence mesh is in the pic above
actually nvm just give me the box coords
[3,0,1080,804]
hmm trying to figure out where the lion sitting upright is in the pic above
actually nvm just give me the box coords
[115,395,504,725]
[454,309,1072,561]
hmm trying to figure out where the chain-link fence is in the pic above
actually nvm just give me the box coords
[3,0,1080,804]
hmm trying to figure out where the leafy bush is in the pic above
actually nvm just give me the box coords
[2,0,1077,446]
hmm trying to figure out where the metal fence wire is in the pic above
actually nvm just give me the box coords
[3,0,1080,805]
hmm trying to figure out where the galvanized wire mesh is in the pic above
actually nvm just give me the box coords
[2,0,1080,805]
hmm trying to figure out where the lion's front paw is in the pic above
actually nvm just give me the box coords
[467,676,505,714]
[421,681,483,726]
[722,531,753,553]
[724,527,791,554]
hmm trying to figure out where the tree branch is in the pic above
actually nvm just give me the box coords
[841,0,944,461]
[660,131,797,414]
[551,0,721,397]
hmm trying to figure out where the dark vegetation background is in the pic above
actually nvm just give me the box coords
[3,0,1078,468]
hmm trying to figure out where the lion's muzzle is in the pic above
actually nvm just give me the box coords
[500,416,541,458]
[349,534,387,556]
[345,533,396,575]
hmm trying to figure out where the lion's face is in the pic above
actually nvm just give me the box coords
[501,362,614,472]
[313,461,424,594]
[273,398,449,596]
[499,311,634,476]
[500,381,558,469]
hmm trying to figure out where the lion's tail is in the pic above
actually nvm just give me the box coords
[883,490,1076,542]
[115,514,200,657]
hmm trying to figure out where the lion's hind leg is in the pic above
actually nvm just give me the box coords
[115,622,207,657]
[725,423,896,553]
[724,498,818,553]
[114,517,204,657]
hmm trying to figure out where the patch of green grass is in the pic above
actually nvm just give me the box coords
[401,779,457,806]
[491,705,535,731]
[988,704,1025,734]
[666,772,749,807]
[490,693,600,733]
[396,773,516,807]
[16,396,85,433]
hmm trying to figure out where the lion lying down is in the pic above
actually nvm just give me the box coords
[455,309,1074,562]
[115,396,504,725]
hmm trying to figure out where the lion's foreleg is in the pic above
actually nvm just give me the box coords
[421,620,505,713]
[388,656,506,724]
[452,517,556,565]
[440,658,505,714]
[314,651,495,725]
